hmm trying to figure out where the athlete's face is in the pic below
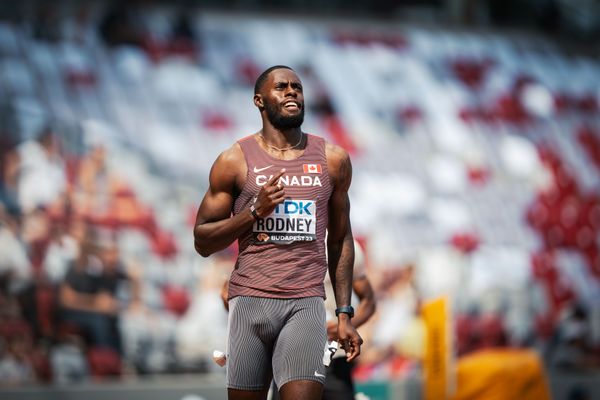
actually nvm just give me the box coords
[259,69,304,130]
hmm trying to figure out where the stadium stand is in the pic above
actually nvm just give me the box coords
[0,1,599,398]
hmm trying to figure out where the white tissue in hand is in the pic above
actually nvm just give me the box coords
[323,340,339,366]
[213,350,226,367]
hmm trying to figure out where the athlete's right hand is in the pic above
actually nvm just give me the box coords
[254,168,286,218]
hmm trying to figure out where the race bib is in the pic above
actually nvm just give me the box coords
[253,199,316,244]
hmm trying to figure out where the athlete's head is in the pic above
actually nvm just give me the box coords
[254,65,304,130]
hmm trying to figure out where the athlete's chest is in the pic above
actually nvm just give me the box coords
[242,160,329,191]
[248,162,330,245]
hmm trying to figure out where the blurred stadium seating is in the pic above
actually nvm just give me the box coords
[0,1,599,399]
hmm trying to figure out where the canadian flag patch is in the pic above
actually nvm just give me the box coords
[303,164,322,174]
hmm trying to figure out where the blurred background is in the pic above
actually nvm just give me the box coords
[0,0,599,399]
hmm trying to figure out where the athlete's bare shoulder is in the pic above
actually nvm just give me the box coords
[217,141,245,166]
[210,141,247,193]
[325,141,347,159]
[325,141,352,189]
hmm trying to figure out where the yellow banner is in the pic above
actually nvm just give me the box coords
[450,349,551,400]
[422,296,454,400]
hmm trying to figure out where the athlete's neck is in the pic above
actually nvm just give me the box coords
[258,127,304,152]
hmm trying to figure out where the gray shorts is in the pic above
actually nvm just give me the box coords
[226,296,327,391]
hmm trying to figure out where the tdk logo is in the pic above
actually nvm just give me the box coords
[274,200,314,215]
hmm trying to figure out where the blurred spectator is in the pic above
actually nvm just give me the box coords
[62,4,94,44]
[31,3,62,42]
[0,294,36,386]
[166,9,198,60]
[74,141,110,215]
[15,127,66,214]
[0,134,20,217]
[299,65,336,119]
[171,10,195,43]
[0,205,31,296]
[369,265,420,353]
[567,386,592,400]
[0,336,35,386]
[49,326,89,384]
[174,258,229,373]
[548,304,600,371]
[0,204,52,342]
[42,213,85,285]
[20,206,52,273]
[98,2,145,48]
[58,228,127,356]
[119,260,178,375]
[74,140,143,227]
[0,280,21,323]
[353,264,423,381]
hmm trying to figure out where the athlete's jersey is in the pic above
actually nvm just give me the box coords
[230,134,333,299]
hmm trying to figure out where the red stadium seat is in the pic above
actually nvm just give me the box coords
[87,347,122,378]
[162,285,190,317]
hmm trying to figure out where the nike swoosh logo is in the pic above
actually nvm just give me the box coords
[253,165,273,173]
[314,371,326,378]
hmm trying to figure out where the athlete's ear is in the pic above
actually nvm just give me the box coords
[254,94,264,110]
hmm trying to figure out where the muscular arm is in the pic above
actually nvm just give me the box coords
[326,275,376,340]
[326,143,363,360]
[193,142,286,257]
[327,144,354,311]
[351,276,376,328]
[193,145,252,257]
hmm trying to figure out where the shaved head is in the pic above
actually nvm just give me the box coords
[254,65,294,94]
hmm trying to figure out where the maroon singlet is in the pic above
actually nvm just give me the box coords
[229,133,333,299]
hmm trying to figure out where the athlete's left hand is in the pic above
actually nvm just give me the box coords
[337,316,363,362]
